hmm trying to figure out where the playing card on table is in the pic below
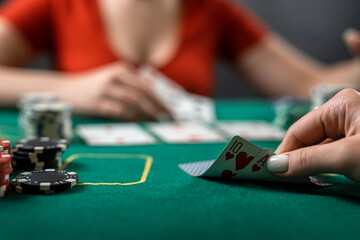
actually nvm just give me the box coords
[76,123,156,146]
[147,122,225,143]
[179,136,331,186]
[138,65,217,122]
[217,121,286,141]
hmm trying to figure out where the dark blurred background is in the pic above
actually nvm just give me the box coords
[1,0,359,98]
[218,0,360,98]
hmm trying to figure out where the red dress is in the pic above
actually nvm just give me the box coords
[0,0,268,96]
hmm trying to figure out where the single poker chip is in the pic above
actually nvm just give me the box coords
[0,161,12,170]
[11,154,59,164]
[0,165,12,175]
[0,180,10,191]
[12,150,58,161]
[0,173,10,182]
[12,160,60,171]
[0,139,11,154]
[11,152,62,171]
[14,138,68,153]
[14,169,78,192]
[0,183,9,193]
[0,182,10,197]
[10,179,55,195]
[0,178,9,184]
[0,164,12,175]
[12,149,61,162]
[0,152,12,167]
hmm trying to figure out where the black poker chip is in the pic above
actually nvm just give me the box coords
[11,159,60,171]
[11,152,61,171]
[12,169,78,193]
[11,154,60,165]
[12,150,58,161]
[11,154,58,163]
[13,138,68,153]
[10,179,56,195]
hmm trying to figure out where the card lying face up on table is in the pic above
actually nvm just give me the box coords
[179,136,331,186]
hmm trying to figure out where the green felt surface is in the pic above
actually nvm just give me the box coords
[0,99,360,240]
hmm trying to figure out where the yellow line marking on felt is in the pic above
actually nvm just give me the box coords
[61,153,153,186]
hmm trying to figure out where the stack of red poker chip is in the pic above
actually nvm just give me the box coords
[0,139,11,154]
[0,139,12,198]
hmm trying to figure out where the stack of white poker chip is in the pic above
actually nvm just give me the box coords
[26,102,73,140]
[18,93,73,140]
[18,92,59,130]
[311,84,357,109]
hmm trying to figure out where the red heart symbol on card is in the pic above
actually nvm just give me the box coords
[221,170,236,178]
[252,164,261,172]
[235,151,254,170]
[226,152,234,160]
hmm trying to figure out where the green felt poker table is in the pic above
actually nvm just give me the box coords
[0,99,359,240]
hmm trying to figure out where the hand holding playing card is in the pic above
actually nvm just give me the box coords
[268,89,360,183]
[179,135,329,185]
[62,62,171,121]
[138,65,217,122]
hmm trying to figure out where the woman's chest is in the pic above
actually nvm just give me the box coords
[51,0,219,72]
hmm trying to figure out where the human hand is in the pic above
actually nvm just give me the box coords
[343,28,360,57]
[59,62,172,121]
[267,89,360,183]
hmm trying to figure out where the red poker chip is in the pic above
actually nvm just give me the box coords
[0,171,11,180]
[0,167,12,175]
[0,179,10,187]
[0,158,11,166]
[0,139,11,154]
[0,161,11,168]
[0,152,12,166]
[0,184,9,197]
[0,170,12,178]
[0,162,12,171]
[0,162,11,169]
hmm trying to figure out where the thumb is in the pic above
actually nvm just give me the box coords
[267,140,347,178]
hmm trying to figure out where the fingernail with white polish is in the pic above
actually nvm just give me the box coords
[267,154,289,173]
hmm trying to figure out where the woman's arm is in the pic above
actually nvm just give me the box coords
[235,32,360,98]
[0,18,71,106]
[0,18,171,121]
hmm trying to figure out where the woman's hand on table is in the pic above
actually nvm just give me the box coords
[59,62,172,121]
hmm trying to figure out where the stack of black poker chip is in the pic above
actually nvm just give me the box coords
[11,138,68,171]
[11,169,79,195]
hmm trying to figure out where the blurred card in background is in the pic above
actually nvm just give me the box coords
[147,122,225,143]
[76,123,156,146]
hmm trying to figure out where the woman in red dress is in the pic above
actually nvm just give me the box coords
[0,0,358,120]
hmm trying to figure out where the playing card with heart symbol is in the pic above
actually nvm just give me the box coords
[179,136,332,186]
[203,136,270,179]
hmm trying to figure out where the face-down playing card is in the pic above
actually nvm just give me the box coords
[179,136,331,186]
